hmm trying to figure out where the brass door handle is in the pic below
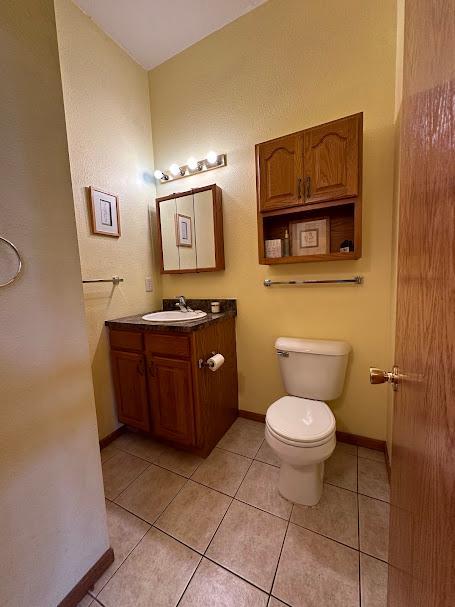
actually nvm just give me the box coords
[369,366,400,391]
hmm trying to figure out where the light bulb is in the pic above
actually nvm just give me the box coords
[187,157,198,171]
[169,163,180,176]
[154,169,163,180]
[206,150,218,165]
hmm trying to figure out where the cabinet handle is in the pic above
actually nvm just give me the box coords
[147,360,155,376]
[137,359,144,376]
[305,176,311,199]
[297,177,302,199]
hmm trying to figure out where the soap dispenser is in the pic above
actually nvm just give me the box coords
[283,229,290,256]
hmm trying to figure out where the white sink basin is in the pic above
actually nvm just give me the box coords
[142,310,208,323]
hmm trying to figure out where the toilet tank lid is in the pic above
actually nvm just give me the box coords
[275,337,351,356]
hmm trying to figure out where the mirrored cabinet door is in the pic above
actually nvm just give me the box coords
[157,184,224,274]
[175,193,197,270]
[160,198,179,272]
[193,188,216,269]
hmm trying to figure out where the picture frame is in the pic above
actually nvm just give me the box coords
[176,213,192,247]
[89,187,121,237]
[290,217,330,256]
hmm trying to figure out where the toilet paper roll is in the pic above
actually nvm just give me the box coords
[207,353,224,372]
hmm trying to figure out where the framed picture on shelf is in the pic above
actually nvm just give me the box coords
[290,218,329,256]
[89,187,121,237]
[176,213,192,247]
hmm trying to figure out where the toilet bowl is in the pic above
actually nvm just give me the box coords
[265,337,350,506]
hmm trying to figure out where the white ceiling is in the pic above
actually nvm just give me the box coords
[73,0,268,70]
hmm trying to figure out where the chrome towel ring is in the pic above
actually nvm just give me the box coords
[0,236,23,287]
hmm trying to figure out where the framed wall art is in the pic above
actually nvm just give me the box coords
[290,218,329,256]
[176,213,192,247]
[89,187,121,237]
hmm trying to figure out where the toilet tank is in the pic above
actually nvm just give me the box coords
[275,337,351,401]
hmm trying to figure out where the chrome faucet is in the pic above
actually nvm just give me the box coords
[175,295,192,312]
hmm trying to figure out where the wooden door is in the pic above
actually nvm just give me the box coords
[386,2,455,606]
[147,355,196,445]
[256,132,304,211]
[111,351,150,432]
[303,113,361,204]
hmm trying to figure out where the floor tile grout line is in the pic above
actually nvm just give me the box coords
[87,517,150,599]
[106,460,153,502]
[174,554,204,607]
[269,512,291,598]
[233,495,291,522]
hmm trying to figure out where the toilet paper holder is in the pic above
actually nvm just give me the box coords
[198,352,218,369]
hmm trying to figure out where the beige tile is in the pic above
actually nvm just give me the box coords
[217,418,265,458]
[156,446,203,478]
[91,501,150,595]
[359,494,390,562]
[358,458,390,502]
[360,553,388,607]
[155,480,231,552]
[236,461,292,519]
[100,444,121,464]
[273,524,359,606]
[268,598,288,607]
[76,595,93,607]
[206,500,287,592]
[99,528,200,607]
[291,483,358,548]
[179,558,268,607]
[191,448,251,496]
[102,451,150,500]
[325,449,357,492]
[358,446,385,463]
[255,440,281,467]
[115,464,186,523]
[112,431,166,463]
[335,441,358,456]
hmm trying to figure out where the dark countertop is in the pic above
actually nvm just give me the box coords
[105,309,236,333]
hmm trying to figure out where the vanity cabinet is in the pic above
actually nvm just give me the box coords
[107,315,238,457]
[110,350,150,432]
[147,355,196,446]
[156,184,225,274]
[256,113,363,264]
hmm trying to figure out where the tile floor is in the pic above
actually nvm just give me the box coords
[80,418,390,607]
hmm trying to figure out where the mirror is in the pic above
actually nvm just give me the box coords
[157,184,224,274]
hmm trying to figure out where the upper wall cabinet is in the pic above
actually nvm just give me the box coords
[303,114,361,204]
[256,133,304,212]
[256,113,363,265]
[156,184,225,274]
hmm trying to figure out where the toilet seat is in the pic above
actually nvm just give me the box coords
[266,396,335,447]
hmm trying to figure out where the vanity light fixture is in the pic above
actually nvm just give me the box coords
[154,152,227,183]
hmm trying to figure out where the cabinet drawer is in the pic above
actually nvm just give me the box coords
[145,333,190,358]
[110,329,143,351]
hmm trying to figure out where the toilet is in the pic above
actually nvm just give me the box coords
[265,337,350,506]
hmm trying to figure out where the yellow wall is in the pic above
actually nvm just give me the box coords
[0,1,109,604]
[149,0,398,439]
[55,0,161,439]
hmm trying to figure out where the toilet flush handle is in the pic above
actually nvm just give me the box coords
[276,350,289,358]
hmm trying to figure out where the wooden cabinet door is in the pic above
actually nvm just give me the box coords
[256,133,304,212]
[303,114,361,204]
[111,351,150,432]
[147,355,195,446]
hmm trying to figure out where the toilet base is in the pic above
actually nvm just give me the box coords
[278,461,325,506]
